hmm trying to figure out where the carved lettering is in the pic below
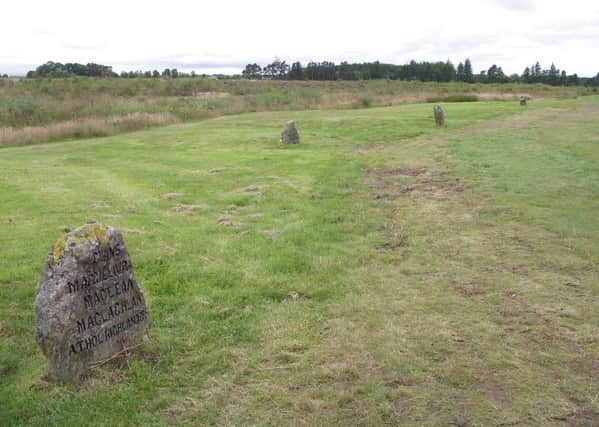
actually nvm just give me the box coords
[35,224,147,379]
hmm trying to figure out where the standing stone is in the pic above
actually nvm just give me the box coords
[520,96,528,106]
[34,223,148,380]
[280,120,300,144]
[433,105,445,127]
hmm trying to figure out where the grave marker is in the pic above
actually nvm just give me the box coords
[34,223,147,380]
[280,120,300,144]
[434,105,445,127]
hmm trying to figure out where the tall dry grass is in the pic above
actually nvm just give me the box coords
[0,113,178,146]
[0,78,593,146]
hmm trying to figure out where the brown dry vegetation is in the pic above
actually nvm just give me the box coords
[0,112,178,146]
[0,77,593,146]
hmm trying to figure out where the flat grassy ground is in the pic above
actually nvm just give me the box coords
[1,97,597,425]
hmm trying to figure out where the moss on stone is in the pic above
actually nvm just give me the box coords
[72,224,109,245]
[92,224,108,244]
[51,224,110,267]
[52,236,67,264]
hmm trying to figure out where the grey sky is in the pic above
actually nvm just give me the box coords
[1,0,598,76]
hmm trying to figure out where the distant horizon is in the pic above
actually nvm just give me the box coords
[2,0,598,79]
[4,57,598,79]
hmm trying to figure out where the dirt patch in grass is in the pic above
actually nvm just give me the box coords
[418,177,464,194]
[573,355,599,377]
[391,394,408,418]
[209,167,227,174]
[263,229,281,237]
[549,409,599,426]
[365,166,464,200]
[236,184,270,202]
[217,215,242,228]
[224,204,246,214]
[378,223,410,251]
[479,382,512,408]
[242,184,270,192]
[452,400,469,427]
[451,281,487,296]
[365,167,428,177]
[384,377,418,388]
[160,193,184,200]
[172,204,210,214]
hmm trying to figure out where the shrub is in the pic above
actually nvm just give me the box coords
[358,96,372,108]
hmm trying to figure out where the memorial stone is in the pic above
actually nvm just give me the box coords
[34,223,147,380]
[433,105,445,127]
[280,120,300,144]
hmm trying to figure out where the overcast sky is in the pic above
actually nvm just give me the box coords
[2,0,598,76]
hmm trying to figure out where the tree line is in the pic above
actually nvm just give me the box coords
[22,60,599,87]
[26,62,116,78]
[243,59,599,86]
[25,62,202,79]
[116,69,199,78]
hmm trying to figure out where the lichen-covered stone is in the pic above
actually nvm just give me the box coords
[34,223,147,380]
[433,105,445,127]
[280,120,300,144]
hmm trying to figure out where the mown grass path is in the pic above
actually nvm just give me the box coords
[1,98,597,425]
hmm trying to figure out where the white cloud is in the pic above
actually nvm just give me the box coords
[489,0,536,11]
[1,0,598,76]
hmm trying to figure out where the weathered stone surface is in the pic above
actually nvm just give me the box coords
[280,120,300,144]
[34,223,147,380]
[433,105,445,127]
[520,96,528,106]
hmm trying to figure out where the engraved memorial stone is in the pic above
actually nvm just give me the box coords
[34,223,148,380]
[280,120,300,144]
[433,105,445,127]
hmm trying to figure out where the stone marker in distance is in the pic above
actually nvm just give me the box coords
[34,222,148,380]
[280,120,300,144]
[433,105,445,127]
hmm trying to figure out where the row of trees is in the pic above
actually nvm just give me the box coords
[522,62,580,86]
[243,59,461,82]
[242,60,290,79]
[242,59,597,86]
[22,60,599,87]
[26,62,203,79]
[117,69,199,78]
[26,61,116,78]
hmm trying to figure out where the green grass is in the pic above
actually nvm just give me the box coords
[1,78,593,146]
[1,98,598,425]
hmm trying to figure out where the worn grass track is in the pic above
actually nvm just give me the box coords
[1,98,597,425]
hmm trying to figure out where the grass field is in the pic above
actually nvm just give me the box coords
[1,78,594,146]
[1,97,598,425]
